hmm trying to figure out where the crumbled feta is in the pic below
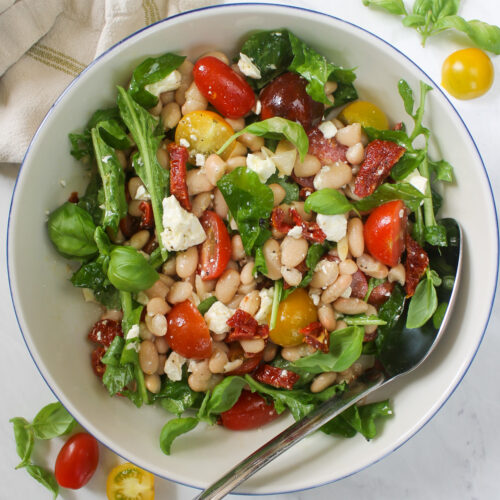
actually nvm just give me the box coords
[164,351,186,381]
[310,291,321,306]
[126,324,140,340]
[340,286,352,299]
[318,120,338,139]
[246,152,276,183]
[405,169,428,195]
[160,195,206,251]
[59,179,66,187]
[254,99,262,115]
[287,226,303,239]
[317,214,348,242]
[255,287,274,325]
[195,153,206,167]
[238,53,261,79]
[82,288,96,302]
[136,291,149,305]
[179,138,190,148]
[144,70,182,97]
[204,301,234,334]
[134,185,151,201]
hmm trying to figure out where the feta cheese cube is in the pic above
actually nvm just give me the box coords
[164,351,186,381]
[316,214,348,242]
[134,185,151,201]
[204,301,234,335]
[179,138,190,148]
[287,226,303,239]
[195,153,206,167]
[126,324,140,340]
[160,195,207,251]
[237,53,261,79]
[246,152,276,183]
[144,70,182,97]
[318,120,338,139]
[255,287,274,325]
[254,99,262,115]
[405,169,428,195]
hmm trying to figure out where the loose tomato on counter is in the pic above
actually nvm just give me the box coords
[363,200,407,268]
[106,462,154,500]
[193,56,256,118]
[220,390,280,430]
[54,433,99,489]
[167,300,212,359]
[270,288,318,347]
[198,210,231,280]
[339,100,389,130]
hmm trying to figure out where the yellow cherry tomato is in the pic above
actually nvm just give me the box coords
[338,100,389,130]
[175,110,235,160]
[270,288,318,347]
[442,48,494,100]
[106,462,155,500]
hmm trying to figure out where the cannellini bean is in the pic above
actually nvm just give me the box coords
[240,261,256,285]
[281,344,315,362]
[100,309,123,322]
[167,281,193,304]
[128,177,144,199]
[339,258,358,275]
[238,282,256,295]
[195,274,216,299]
[192,192,213,218]
[333,297,369,315]
[337,362,363,384]
[318,304,337,331]
[162,257,176,276]
[239,290,261,316]
[139,340,159,375]
[269,183,286,206]
[337,236,349,261]
[290,201,312,221]
[145,313,167,337]
[356,254,389,279]
[238,133,264,152]
[321,274,353,304]
[145,279,169,300]
[263,342,278,362]
[144,374,161,394]
[313,162,352,190]
[209,348,229,374]
[214,188,229,219]
[388,263,406,286]
[186,168,214,195]
[364,304,378,336]
[204,154,227,185]
[160,91,174,105]
[263,238,282,280]
[116,150,128,169]
[293,154,321,177]
[201,50,229,64]
[225,117,245,131]
[139,322,153,341]
[346,142,365,165]
[281,236,308,268]
[149,99,162,116]
[176,247,199,278]
[147,297,169,316]
[158,274,175,287]
[187,360,212,392]
[310,372,337,393]
[310,259,339,289]
[155,335,169,354]
[347,218,364,258]
[215,269,240,304]
[335,123,362,147]
[161,102,181,130]
[281,266,302,287]
[128,200,143,217]
[157,147,169,169]
[226,155,247,171]
[227,141,247,158]
[240,338,266,354]
[226,294,244,309]
[156,354,166,375]
[231,234,245,261]
[184,81,207,105]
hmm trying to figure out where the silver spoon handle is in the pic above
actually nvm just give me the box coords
[194,374,385,500]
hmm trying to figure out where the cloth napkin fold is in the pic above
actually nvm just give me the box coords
[0,0,215,163]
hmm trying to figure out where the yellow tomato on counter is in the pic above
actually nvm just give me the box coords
[107,462,154,500]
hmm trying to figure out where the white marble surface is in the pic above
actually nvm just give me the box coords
[1,1,499,498]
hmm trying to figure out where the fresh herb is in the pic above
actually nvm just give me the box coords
[299,243,328,288]
[269,280,283,330]
[102,337,135,396]
[304,188,356,215]
[362,0,500,52]
[354,183,426,213]
[77,173,104,226]
[159,417,199,455]
[253,246,268,276]
[266,173,300,204]
[47,203,98,260]
[217,167,274,254]
[406,272,438,328]
[364,278,386,302]
[343,314,388,326]
[117,86,169,258]
[432,301,448,328]
[217,117,309,161]
[10,418,34,469]
[30,402,77,440]
[197,296,218,315]
[155,374,204,416]
[26,465,59,499]
[129,53,185,109]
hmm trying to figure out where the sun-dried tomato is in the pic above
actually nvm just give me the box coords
[68,191,79,203]
[350,270,369,299]
[299,321,329,353]
[138,201,154,229]
[226,309,269,342]
[290,207,326,243]
[142,235,158,255]
[299,187,314,200]
[354,139,406,198]
[405,234,429,297]
[88,319,123,347]
[91,346,106,378]
[291,171,315,189]
[307,127,347,165]
[119,214,140,238]
[168,142,191,211]
[225,343,263,375]
[254,364,300,390]
[271,207,293,234]
[368,282,395,307]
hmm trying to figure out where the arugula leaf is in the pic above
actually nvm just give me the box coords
[77,173,104,226]
[304,188,355,215]
[375,284,406,350]
[95,119,132,150]
[30,403,76,440]
[26,465,59,499]
[129,53,185,108]
[429,159,454,183]
[217,167,274,254]
[117,86,169,258]
[269,280,283,330]
[197,296,217,315]
[361,0,407,15]
[344,314,388,326]
[363,126,412,149]
[10,417,34,469]
[299,243,328,288]
[91,128,128,233]
[218,117,308,161]
[159,417,199,455]
[253,246,268,276]
[292,327,365,374]
[354,183,426,213]
[266,173,299,204]
[390,150,426,180]
[406,277,438,328]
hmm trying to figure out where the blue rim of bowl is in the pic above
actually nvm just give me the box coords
[6,2,499,495]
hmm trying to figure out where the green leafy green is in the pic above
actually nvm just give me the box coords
[197,296,217,315]
[129,53,185,108]
[253,246,268,276]
[217,167,274,254]
[102,337,135,396]
[299,243,328,288]
[354,183,426,213]
[30,402,76,440]
[343,314,388,326]
[26,465,59,499]
[269,280,283,330]
[10,417,34,469]
[406,276,438,328]
[77,173,104,226]
[155,375,204,416]
[304,188,355,215]
[47,202,98,259]
[362,0,407,15]
[266,173,300,204]
[433,301,448,328]
[218,117,308,161]
[292,327,365,374]
[159,417,199,455]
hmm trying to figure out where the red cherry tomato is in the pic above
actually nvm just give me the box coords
[363,200,407,267]
[260,72,324,130]
[198,210,231,281]
[55,433,99,489]
[220,390,280,430]
[193,56,255,118]
[167,300,212,359]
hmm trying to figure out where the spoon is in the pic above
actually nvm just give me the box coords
[195,218,462,500]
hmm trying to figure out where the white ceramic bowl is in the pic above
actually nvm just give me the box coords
[8,4,499,494]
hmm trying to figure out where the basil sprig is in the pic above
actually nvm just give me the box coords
[362,0,500,52]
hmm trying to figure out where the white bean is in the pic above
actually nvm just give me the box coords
[281,236,308,268]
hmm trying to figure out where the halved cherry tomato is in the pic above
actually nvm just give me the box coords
[167,300,212,359]
[269,288,318,347]
[198,210,231,280]
[363,200,407,268]
[106,462,154,500]
[55,433,99,489]
[220,390,280,430]
[193,56,256,118]
[260,72,324,130]
[339,100,389,130]
[175,110,235,160]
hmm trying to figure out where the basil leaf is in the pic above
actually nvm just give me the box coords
[10,417,34,469]
[117,86,169,257]
[30,402,76,440]
[376,284,406,350]
[77,173,104,226]
[435,16,500,54]
[239,29,293,89]
[253,246,268,276]
[340,400,393,439]
[433,301,448,328]
[398,79,415,116]
[299,243,327,288]
[103,363,135,397]
[155,375,204,415]
[266,173,299,204]
[129,53,186,108]
[413,0,433,16]
[354,183,426,213]
[91,128,128,233]
[304,188,354,215]
[424,223,448,246]
[361,0,407,15]
[198,296,217,315]
[217,167,274,254]
[26,465,59,499]
[431,0,460,21]
[390,150,426,181]
[406,278,438,328]
[107,246,159,293]
[159,417,198,455]
[401,14,427,28]
[47,203,98,259]
[292,327,364,374]
[321,413,357,438]
[429,159,454,183]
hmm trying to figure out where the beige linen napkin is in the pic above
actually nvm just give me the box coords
[0,0,215,163]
